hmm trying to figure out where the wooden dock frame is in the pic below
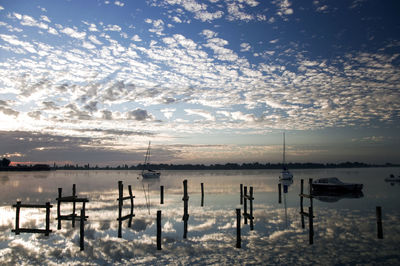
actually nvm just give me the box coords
[12,201,53,236]
[56,184,89,230]
[299,178,315,244]
[182,179,189,239]
[243,186,255,230]
[117,180,135,238]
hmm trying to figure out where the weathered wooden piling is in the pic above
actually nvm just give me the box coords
[14,201,20,235]
[249,187,254,230]
[201,182,204,207]
[240,184,243,205]
[157,210,162,250]
[128,185,134,228]
[118,181,123,238]
[300,179,305,228]
[72,184,76,227]
[308,206,314,244]
[236,208,241,248]
[12,201,53,236]
[278,183,282,204]
[160,185,164,205]
[57,188,62,230]
[116,181,135,238]
[80,202,86,251]
[376,206,383,239]
[243,186,248,224]
[182,179,189,239]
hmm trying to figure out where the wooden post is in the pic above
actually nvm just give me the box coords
[243,186,248,224]
[45,202,51,236]
[57,188,62,230]
[308,206,314,245]
[376,206,383,239]
[128,185,134,228]
[183,179,189,239]
[80,202,85,251]
[160,185,164,205]
[15,201,21,235]
[236,208,241,248]
[278,183,282,204]
[309,178,313,209]
[72,184,76,228]
[300,179,305,229]
[201,183,204,207]
[118,181,123,238]
[157,210,162,250]
[249,186,254,230]
[240,184,243,205]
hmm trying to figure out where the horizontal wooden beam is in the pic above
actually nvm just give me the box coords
[299,211,315,218]
[57,197,89,203]
[12,204,53,208]
[117,214,135,221]
[299,193,313,198]
[12,228,52,234]
[116,196,136,201]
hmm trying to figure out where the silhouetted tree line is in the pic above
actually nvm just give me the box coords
[52,161,398,170]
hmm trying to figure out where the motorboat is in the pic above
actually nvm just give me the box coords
[384,174,400,182]
[141,141,161,179]
[311,177,363,192]
[279,132,293,180]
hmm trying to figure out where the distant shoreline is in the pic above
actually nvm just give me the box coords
[46,162,399,171]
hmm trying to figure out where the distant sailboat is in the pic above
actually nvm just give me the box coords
[141,141,161,179]
[279,132,293,180]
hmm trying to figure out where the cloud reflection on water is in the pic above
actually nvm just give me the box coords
[0,169,399,264]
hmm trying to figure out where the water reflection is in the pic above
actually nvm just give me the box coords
[0,168,399,264]
[312,190,364,203]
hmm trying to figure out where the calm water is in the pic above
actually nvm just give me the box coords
[0,168,399,265]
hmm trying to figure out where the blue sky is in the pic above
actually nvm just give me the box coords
[0,0,399,165]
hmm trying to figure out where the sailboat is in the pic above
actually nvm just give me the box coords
[141,141,161,179]
[279,132,293,180]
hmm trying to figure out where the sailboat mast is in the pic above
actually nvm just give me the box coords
[283,132,286,167]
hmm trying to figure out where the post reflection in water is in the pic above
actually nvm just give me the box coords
[0,168,399,264]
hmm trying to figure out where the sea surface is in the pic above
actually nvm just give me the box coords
[0,168,399,265]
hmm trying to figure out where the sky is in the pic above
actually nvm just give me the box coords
[0,0,399,166]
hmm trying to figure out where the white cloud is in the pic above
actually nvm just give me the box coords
[88,35,103,45]
[114,1,125,7]
[185,109,216,121]
[240,42,251,52]
[131,34,142,42]
[61,27,86,39]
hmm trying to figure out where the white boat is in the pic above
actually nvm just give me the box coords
[312,177,363,192]
[385,174,400,182]
[279,132,293,180]
[141,141,161,179]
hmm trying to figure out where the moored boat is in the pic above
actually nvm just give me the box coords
[384,174,400,182]
[141,141,161,179]
[312,177,363,192]
[279,132,293,180]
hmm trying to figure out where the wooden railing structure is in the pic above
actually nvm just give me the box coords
[12,201,52,236]
[56,184,89,230]
[117,180,135,238]
[243,185,255,231]
[299,178,315,244]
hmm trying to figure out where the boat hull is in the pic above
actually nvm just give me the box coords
[142,172,161,179]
